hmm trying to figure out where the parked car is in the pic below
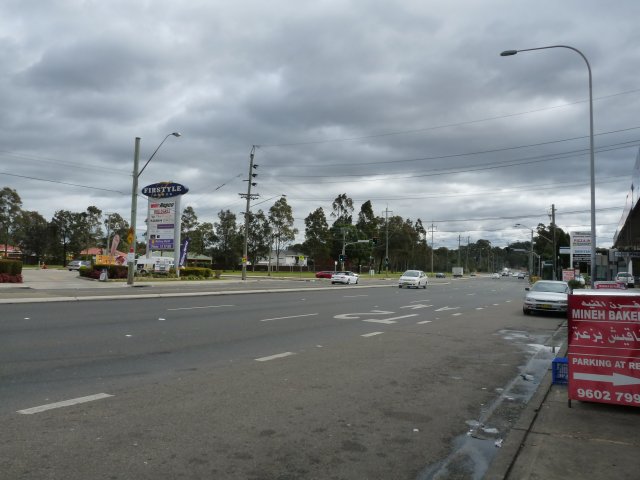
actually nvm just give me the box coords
[523,280,570,315]
[315,271,334,279]
[435,272,446,278]
[331,271,359,285]
[491,273,500,279]
[67,260,91,271]
[398,270,428,289]
[517,272,527,279]
[615,272,635,288]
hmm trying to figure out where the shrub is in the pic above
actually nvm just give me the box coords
[79,264,129,280]
[568,279,585,290]
[0,259,22,275]
[180,267,213,278]
[0,272,23,283]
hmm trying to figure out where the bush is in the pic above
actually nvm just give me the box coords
[79,264,129,280]
[0,272,23,283]
[180,267,213,278]
[0,259,22,275]
[568,279,585,290]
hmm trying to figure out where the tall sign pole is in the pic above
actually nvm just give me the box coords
[127,137,141,286]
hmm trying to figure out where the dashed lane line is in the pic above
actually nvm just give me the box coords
[255,352,296,362]
[17,393,114,415]
[361,332,384,337]
[260,313,319,322]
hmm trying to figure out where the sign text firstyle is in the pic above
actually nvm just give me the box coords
[142,182,189,199]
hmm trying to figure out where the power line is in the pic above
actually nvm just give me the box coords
[257,88,640,148]
[0,171,127,194]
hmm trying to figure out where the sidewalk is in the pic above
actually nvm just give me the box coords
[486,355,640,480]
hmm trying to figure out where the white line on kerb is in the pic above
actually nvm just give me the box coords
[260,313,318,322]
[17,393,114,415]
[255,352,296,362]
[168,304,235,311]
[361,332,384,337]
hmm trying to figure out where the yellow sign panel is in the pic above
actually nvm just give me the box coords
[96,255,116,265]
[127,227,134,244]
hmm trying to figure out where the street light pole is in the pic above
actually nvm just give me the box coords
[501,45,596,284]
[127,133,181,286]
[515,224,534,275]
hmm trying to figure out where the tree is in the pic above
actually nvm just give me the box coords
[50,210,74,265]
[244,210,272,271]
[213,210,239,268]
[302,207,331,269]
[190,222,216,257]
[268,197,298,271]
[103,213,130,253]
[14,210,48,263]
[181,206,199,237]
[330,193,354,226]
[0,187,22,257]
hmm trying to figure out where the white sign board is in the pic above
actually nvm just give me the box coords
[570,231,591,264]
[148,199,176,250]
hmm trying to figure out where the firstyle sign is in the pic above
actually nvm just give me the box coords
[142,182,189,199]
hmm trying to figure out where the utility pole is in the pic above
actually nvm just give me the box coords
[551,204,557,280]
[457,235,461,267]
[241,146,259,281]
[428,223,436,274]
[465,236,470,272]
[384,206,392,273]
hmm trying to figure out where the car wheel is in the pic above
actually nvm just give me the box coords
[523,308,531,315]
[355,278,358,284]
[423,283,427,289]
[399,285,402,288]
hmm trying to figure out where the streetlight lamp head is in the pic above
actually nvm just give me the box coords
[500,50,518,56]
[171,132,182,137]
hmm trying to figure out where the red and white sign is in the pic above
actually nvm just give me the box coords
[568,291,640,407]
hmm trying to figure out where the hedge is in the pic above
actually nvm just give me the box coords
[180,267,213,278]
[79,264,129,280]
[0,259,22,275]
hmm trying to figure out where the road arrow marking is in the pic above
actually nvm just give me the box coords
[573,372,640,386]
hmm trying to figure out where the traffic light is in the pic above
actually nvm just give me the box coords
[372,237,378,245]
[339,254,346,262]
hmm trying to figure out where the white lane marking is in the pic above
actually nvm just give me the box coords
[417,320,432,324]
[493,304,500,306]
[506,300,512,303]
[467,293,476,296]
[400,304,433,309]
[363,313,418,324]
[334,310,393,320]
[255,352,296,362]
[168,304,235,311]
[17,393,114,415]
[452,313,463,316]
[260,313,318,322]
[361,332,384,337]
[435,306,460,312]
[409,299,431,303]
[344,294,369,298]
[476,307,484,310]
[158,318,166,321]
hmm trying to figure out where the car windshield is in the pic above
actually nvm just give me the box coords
[402,271,419,277]
[531,282,569,294]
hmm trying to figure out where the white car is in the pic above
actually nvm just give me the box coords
[67,260,91,271]
[615,272,634,288]
[398,269,428,289]
[523,280,570,315]
[491,273,500,279]
[331,271,359,285]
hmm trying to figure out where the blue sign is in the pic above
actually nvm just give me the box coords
[142,182,189,198]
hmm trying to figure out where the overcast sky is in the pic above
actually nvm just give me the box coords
[2,0,640,249]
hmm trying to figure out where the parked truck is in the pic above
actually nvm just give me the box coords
[452,267,463,278]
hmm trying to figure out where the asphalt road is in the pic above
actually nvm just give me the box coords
[0,276,567,479]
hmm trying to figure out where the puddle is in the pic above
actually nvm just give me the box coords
[416,329,563,480]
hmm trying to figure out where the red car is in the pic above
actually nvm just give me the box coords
[315,271,334,278]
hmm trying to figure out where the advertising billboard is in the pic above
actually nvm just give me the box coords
[570,231,591,264]
[148,199,176,250]
[568,290,640,407]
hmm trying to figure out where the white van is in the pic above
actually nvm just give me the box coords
[136,256,174,274]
